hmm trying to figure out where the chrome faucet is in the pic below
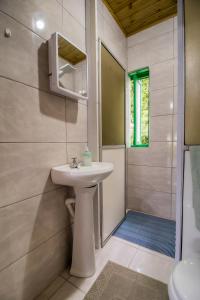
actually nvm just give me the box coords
[70,157,79,169]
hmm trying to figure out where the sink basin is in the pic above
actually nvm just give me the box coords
[51,162,113,188]
[51,161,114,278]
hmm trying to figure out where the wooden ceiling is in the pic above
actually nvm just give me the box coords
[102,0,177,36]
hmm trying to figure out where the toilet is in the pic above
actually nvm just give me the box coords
[168,257,200,300]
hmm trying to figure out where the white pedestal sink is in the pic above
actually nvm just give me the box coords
[51,162,113,277]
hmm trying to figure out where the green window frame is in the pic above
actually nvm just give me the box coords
[128,67,150,147]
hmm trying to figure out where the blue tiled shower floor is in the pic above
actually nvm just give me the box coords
[113,211,176,258]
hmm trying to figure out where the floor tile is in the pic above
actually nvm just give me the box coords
[113,211,175,258]
[112,236,172,260]
[50,281,85,300]
[136,244,175,261]
[111,236,140,248]
[67,250,106,294]
[97,237,137,268]
[48,236,174,298]
[36,277,65,299]
[61,269,71,281]
[129,249,175,284]
[68,237,137,293]
[68,266,102,294]
[113,230,175,261]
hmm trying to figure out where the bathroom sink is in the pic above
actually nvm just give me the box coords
[51,161,114,278]
[51,162,113,188]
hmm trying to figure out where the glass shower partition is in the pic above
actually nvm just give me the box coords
[100,44,126,245]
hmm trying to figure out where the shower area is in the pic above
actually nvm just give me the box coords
[99,16,177,259]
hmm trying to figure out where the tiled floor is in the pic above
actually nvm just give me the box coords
[37,236,175,300]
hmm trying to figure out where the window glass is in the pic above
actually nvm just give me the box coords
[129,68,149,147]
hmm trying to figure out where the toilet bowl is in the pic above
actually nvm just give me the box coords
[168,257,200,300]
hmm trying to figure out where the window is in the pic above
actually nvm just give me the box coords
[128,68,149,147]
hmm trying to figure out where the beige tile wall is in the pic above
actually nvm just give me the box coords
[97,0,127,69]
[0,0,87,299]
[127,17,177,220]
[88,0,127,159]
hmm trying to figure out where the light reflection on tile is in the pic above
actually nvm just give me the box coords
[129,249,175,284]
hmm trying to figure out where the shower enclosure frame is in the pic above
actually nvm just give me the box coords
[175,0,185,261]
[98,39,127,247]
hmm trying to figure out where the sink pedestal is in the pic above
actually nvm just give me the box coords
[51,162,114,277]
[70,185,97,277]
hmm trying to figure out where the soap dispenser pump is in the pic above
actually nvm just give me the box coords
[82,146,92,166]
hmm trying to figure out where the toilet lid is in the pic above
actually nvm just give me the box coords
[172,257,200,300]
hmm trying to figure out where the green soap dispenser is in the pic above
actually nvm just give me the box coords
[82,146,92,166]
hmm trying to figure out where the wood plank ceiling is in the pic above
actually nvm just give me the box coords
[102,0,177,36]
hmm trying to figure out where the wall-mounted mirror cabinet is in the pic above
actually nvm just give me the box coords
[48,32,88,100]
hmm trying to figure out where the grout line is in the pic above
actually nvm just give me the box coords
[112,236,175,264]
[151,113,177,117]
[126,207,172,221]
[127,27,174,49]
[150,85,174,92]
[66,141,88,144]
[0,186,65,209]
[0,75,65,100]
[127,163,172,169]
[60,273,70,282]
[0,4,86,54]
[128,58,176,76]
[127,185,172,195]
[170,111,174,218]
[65,142,88,144]
[65,277,86,295]
[62,4,86,31]
[127,141,175,145]
[0,227,68,274]
[0,141,86,144]
[0,10,47,41]
[126,209,174,221]
[128,248,138,268]
[0,141,67,144]
[0,0,86,44]
[66,278,83,291]
[48,280,66,299]
[171,36,176,219]
[150,140,176,143]
[127,163,172,168]
[0,75,88,107]
[128,34,173,49]
[65,97,68,163]
[37,276,66,299]
[150,84,178,92]
[61,0,63,34]
[101,4,126,38]
[111,236,140,250]
[134,246,175,262]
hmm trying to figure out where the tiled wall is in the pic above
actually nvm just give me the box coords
[0,1,87,299]
[127,18,177,220]
[97,0,127,69]
[88,0,127,160]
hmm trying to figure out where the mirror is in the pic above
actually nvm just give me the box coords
[48,32,88,100]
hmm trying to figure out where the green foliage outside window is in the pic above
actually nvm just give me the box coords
[129,68,149,147]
